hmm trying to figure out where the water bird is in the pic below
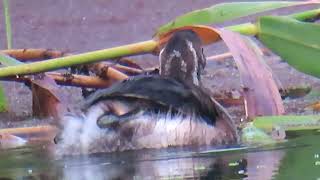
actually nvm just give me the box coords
[55,30,238,154]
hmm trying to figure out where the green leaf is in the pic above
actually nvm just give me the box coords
[253,115,320,132]
[0,53,22,112]
[0,53,23,66]
[0,83,8,112]
[157,1,303,36]
[258,16,320,78]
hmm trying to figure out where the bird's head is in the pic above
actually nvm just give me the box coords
[159,30,206,87]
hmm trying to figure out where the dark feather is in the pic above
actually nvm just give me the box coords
[82,75,219,124]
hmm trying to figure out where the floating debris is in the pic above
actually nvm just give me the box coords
[0,133,27,149]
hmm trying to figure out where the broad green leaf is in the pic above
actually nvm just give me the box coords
[258,16,320,78]
[253,115,320,132]
[0,83,8,112]
[157,1,305,36]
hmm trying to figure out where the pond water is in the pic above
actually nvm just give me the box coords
[0,132,319,180]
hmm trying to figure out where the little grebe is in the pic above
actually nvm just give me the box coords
[55,30,238,154]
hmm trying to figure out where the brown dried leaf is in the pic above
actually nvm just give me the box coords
[157,25,220,48]
[31,74,69,120]
[0,133,27,149]
[218,29,284,119]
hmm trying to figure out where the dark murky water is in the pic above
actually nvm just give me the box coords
[0,132,319,180]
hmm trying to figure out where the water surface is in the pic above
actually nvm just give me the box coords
[0,132,319,179]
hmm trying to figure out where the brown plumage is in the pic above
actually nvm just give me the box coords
[159,30,206,87]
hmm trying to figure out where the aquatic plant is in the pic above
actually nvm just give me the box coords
[0,0,12,112]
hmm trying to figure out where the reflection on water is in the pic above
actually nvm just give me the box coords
[0,133,319,180]
[245,151,284,180]
[60,149,247,180]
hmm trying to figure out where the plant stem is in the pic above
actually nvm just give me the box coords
[288,8,320,21]
[88,62,129,80]
[226,8,320,36]
[1,49,66,60]
[226,23,258,36]
[0,8,319,77]
[1,72,113,88]
[0,125,58,142]
[0,40,157,77]
[3,0,12,49]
